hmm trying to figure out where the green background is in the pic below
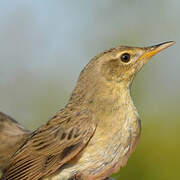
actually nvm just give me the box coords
[0,1,180,179]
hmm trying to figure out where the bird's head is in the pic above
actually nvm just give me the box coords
[70,41,175,106]
[97,41,175,83]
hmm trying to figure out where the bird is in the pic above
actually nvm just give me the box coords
[0,41,175,180]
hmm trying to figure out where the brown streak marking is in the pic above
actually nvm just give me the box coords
[61,142,81,160]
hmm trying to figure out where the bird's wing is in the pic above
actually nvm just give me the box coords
[0,112,30,172]
[2,109,96,180]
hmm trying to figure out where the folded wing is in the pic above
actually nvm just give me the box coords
[2,109,96,180]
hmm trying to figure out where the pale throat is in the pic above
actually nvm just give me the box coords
[87,79,138,133]
[91,79,133,111]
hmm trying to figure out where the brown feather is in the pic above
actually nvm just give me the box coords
[0,112,30,172]
[2,109,96,180]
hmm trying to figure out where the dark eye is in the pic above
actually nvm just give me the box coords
[120,53,131,63]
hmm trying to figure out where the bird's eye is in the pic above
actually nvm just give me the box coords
[120,53,131,63]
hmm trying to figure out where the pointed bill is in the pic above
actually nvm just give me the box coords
[138,41,175,61]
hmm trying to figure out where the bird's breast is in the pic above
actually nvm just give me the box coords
[44,94,141,180]
[76,109,141,179]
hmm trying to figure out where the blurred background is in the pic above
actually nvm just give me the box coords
[0,0,179,179]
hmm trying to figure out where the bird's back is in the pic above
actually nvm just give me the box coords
[0,112,30,172]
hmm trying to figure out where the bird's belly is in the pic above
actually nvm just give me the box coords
[77,129,140,179]
[44,116,141,180]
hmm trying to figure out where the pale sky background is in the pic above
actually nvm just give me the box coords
[0,0,179,129]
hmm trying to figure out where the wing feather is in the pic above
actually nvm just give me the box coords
[2,109,96,180]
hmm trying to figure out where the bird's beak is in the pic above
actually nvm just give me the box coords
[138,41,175,62]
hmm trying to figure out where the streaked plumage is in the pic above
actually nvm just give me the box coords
[1,41,175,180]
